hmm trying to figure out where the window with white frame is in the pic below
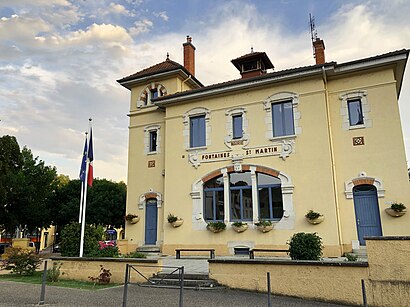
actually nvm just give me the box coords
[230,172,253,221]
[203,175,224,221]
[137,83,167,108]
[144,125,160,154]
[257,173,283,220]
[232,114,243,139]
[339,90,371,130]
[183,107,211,150]
[264,92,300,141]
[225,108,249,148]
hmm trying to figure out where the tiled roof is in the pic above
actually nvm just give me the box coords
[231,51,274,70]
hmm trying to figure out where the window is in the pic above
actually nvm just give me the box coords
[257,173,283,220]
[190,115,206,148]
[150,88,158,100]
[242,60,257,72]
[204,175,224,221]
[232,115,243,139]
[149,131,157,152]
[137,83,167,108]
[272,101,295,137]
[230,172,253,221]
[347,99,364,126]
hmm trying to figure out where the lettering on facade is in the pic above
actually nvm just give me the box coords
[188,140,295,168]
[148,160,155,168]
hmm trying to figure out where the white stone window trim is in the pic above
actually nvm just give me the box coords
[339,90,372,131]
[144,124,161,155]
[183,107,211,151]
[138,189,163,209]
[344,171,385,199]
[137,82,167,108]
[263,91,301,141]
[190,166,295,231]
[224,107,250,148]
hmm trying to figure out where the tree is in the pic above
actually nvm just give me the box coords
[52,179,126,229]
[0,135,57,233]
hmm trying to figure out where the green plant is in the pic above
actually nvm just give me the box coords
[207,221,226,231]
[47,262,63,282]
[287,232,323,260]
[88,265,112,285]
[125,213,138,221]
[255,220,272,227]
[305,210,322,220]
[122,251,147,258]
[60,222,104,257]
[89,246,120,258]
[344,253,358,262]
[390,202,406,212]
[1,247,40,275]
[232,221,247,227]
[167,213,178,223]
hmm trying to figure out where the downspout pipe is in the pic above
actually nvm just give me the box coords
[322,66,344,256]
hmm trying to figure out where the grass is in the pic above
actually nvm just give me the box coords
[0,271,120,290]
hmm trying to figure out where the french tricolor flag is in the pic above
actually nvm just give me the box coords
[87,127,94,186]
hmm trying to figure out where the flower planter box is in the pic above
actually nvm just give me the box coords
[306,216,325,225]
[207,226,225,233]
[257,225,273,233]
[385,208,407,217]
[129,217,140,224]
[171,219,184,227]
[232,224,248,233]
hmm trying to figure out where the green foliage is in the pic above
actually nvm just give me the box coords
[167,213,178,223]
[344,253,358,262]
[60,222,104,257]
[88,265,112,285]
[255,219,272,227]
[288,232,323,260]
[1,247,40,275]
[47,262,62,282]
[207,221,226,231]
[89,246,120,258]
[305,210,321,220]
[232,221,247,227]
[0,135,57,232]
[122,251,147,258]
[125,213,138,221]
[391,202,406,212]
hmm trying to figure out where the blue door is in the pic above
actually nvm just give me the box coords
[145,199,158,245]
[353,185,382,245]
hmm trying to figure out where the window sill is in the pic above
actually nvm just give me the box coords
[349,125,365,130]
[147,151,157,155]
[186,146,207,152]
[269,134,296,142]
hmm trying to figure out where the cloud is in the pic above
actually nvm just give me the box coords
[153,11,169,22]
[128,19,153,36]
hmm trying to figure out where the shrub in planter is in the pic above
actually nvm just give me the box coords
[1,247,40,275]
[207,221,226,232]
[390,202,406,212]
[254,219,272,227]
[287,232,323,260]
[167,213,178,223]
[305,210,321,220]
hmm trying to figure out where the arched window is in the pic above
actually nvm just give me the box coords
[257,173,283,220]
[203,175,224,221]
[230,172,253,221]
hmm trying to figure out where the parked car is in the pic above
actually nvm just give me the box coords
[52,243,61,253]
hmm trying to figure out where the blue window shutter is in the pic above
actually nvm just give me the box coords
[190,115,206,147]
[233,115,243,139]
[348,99,364,126]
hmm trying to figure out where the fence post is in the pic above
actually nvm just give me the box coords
[267,272,272,307]
[179,266,184,307]
[361,279,367,307]
[39,260,47,305]
[122,264,130,307]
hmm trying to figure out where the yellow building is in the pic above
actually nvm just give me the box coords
[118,36,409,257]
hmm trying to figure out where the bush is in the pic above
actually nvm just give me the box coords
[391,202,406,212]
[88,265,112,285]
[47,262,62,282]
[288,232,323,260]
[207,221,226,231]
[1,247,40,275]
[122,251,147,258]
[344,253,358,262]
[89,246,120,258]
[60,222,104,257]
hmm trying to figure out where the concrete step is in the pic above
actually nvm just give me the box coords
[137,246,161,253]
[141,273,221,290]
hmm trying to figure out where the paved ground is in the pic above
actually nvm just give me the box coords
[0,280,350,307]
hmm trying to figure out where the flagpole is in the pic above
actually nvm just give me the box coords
[78,132,88,223]
[79,119,92,257]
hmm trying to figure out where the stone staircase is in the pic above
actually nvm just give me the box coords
[137,245,161,257]
[141,273,221,290]
[352,246,368,261]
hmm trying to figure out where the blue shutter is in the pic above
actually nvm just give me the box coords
[232,115,243,139]
[190,115,206,147]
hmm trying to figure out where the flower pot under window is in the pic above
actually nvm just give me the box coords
[385,208,407,217]
[171,219,184,227]
[306,216,325,225]
[207,225,225,233]
[129,217,140,224]
[232,224,248,233]
[257,225,273,233]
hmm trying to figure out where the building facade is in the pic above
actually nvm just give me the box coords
[118,37,409,257]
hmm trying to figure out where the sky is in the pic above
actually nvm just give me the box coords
[1,0,410,182]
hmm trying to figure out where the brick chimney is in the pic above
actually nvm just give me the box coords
[313,38,325,65]
[183,35,195,76]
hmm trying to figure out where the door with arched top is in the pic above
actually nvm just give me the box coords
[353,185,382,245]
